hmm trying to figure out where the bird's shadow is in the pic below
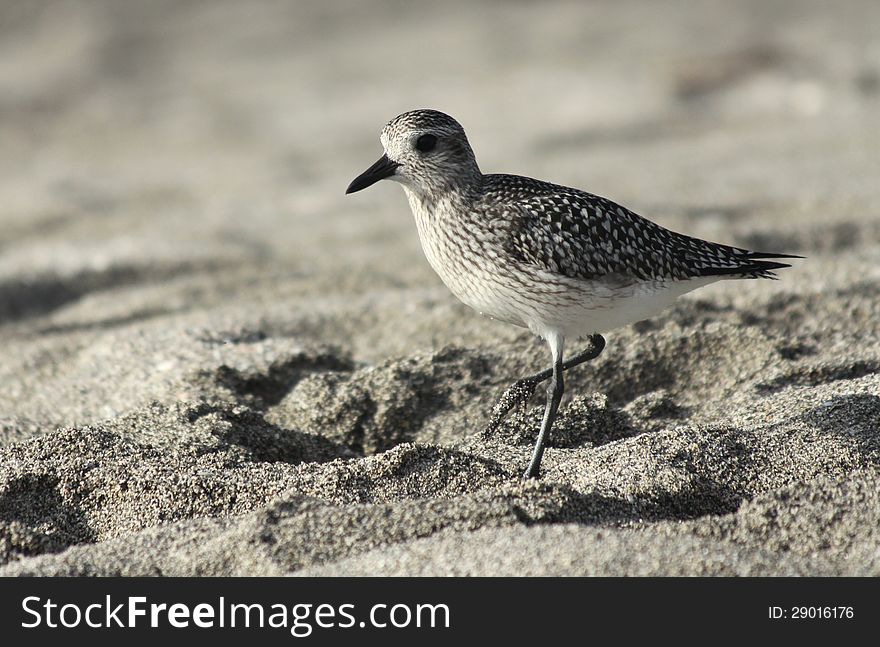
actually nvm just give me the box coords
[517,478,743,527]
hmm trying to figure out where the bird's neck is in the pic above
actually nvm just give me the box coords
[403,184,475,228]
[402,173,483,214]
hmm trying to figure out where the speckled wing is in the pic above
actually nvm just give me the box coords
[481,174,796,282]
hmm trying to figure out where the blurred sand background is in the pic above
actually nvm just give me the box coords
[1,0,879,575]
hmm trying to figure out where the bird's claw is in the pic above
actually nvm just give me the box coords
[482,377,539,435]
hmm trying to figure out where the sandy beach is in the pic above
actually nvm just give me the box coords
[1,0,879,576]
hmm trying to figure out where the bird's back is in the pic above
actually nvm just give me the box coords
[478,173,794,284]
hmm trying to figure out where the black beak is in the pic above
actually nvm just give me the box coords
[345,154,400,194]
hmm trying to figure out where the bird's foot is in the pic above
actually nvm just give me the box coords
[482,376,540,436]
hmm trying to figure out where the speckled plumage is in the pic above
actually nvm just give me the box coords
[479,174,789,282]
[346,108,798,478]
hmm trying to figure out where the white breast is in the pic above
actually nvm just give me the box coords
[403,188,531,327]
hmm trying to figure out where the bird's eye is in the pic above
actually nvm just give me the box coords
[415,134,437,152]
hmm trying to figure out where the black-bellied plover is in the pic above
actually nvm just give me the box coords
[346,109,798,479]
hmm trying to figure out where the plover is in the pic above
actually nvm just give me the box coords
[346,109,798,479]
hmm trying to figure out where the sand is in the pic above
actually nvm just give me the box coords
[1,0,879,576]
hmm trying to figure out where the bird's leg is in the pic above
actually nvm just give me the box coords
[483,334,605,435]
[523,335,565,479]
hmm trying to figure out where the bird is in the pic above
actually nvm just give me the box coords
[345,109,799,479]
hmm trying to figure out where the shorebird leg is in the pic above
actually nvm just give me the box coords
[523,334,566,479]
[483,334,605,436]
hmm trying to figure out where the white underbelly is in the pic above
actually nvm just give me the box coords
[428,245,719,340]
[531,275,718,339]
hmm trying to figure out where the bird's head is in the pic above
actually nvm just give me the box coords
[346,109,481,197]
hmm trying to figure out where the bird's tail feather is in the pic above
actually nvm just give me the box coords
[697,251,803,280]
